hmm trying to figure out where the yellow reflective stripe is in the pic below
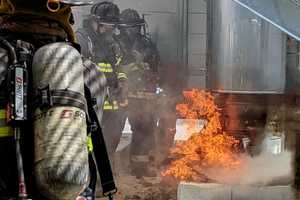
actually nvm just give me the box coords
[103,100,119,110]
[0,109,13,137]
[113,101,119,109]
[98,63,113,73]
[118,72,127,79]
[99,68,113,73]
[116,57,122,66]
[87,134,93,152]
[98,63,112,67]
[0,127,13,137]
[0,109,6,119]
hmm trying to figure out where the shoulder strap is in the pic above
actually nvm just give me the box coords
[84,85,117,199]
[76,29,95,59]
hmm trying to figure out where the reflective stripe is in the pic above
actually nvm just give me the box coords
[116,57,122,66]
[98,63,113,73]
[0,127,13,137]
[117,72,127,79]
[0,109,13,137]
[98,63,112,68]
[87,133,93,152]
[0,109,6,119]
[99,68,113,73]
[131,155,150,163]
[128,91,157,100]
[103,100,119,110]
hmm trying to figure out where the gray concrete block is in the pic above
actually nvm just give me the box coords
[188,14,207,34]
[232,186,259,200]
[178,183,231,200]
[189,0,207,13]
[188,53,206,69]
[187,75,206,89]
[188,35,207,54]
[178,183,295,200]
[258,186,295,200]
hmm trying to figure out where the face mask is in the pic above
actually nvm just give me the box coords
[98,24,115,38]
[113,27,120,36]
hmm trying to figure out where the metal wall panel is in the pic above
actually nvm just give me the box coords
[233,0,300,42]
[207,0,286,93]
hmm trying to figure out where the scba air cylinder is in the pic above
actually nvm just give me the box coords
[32,43,89,199]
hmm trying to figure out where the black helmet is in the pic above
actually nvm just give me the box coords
[46,0,93,12]
[120,8,145,26]
[90,1,120,23]
[60,0,93,6]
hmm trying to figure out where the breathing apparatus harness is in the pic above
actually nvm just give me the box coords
[0,37,32,200]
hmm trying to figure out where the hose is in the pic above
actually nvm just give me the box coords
[0,37,17,65]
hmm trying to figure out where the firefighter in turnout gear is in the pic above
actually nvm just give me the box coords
[0,0,116,199]
[76,2,127,199]
[117,8,161,178]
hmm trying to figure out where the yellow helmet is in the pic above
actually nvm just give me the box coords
[0,0,92,42]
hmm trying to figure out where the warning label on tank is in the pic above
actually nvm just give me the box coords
[15,67,24,120]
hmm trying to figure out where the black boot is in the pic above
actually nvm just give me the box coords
[130,161,156,178]
[76,187,95,200]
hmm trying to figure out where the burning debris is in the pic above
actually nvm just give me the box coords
[162,89,242,182]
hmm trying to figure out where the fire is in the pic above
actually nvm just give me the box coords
[162,89,242,181]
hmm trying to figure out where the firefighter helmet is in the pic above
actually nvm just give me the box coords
[90,1,120,23]
[60,0,93,6]
[120,8,145,26]
[47,0,93,12]
[0,0,92,42]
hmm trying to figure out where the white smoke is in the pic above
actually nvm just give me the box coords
[204,151,293,186]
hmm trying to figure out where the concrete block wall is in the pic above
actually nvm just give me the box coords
[186,0,207,89]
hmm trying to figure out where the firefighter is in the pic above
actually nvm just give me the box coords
[117,8,161,178]
[0,0,116,199]
[76,1,128,156]
[76,2,128,199]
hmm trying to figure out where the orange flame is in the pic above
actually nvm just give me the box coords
[162,89,242,181]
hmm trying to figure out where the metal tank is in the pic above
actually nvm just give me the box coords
[207,0,286,94]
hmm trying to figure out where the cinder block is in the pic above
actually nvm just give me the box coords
[188,14,207,34]
[232,186,259,200]
[178,183,295,200]
[189,0,207,13]
[231,186,259,200]
[178,182,231,200]
[258,186,295,200]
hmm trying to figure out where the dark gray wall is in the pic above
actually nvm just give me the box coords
[113,0,184,65]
